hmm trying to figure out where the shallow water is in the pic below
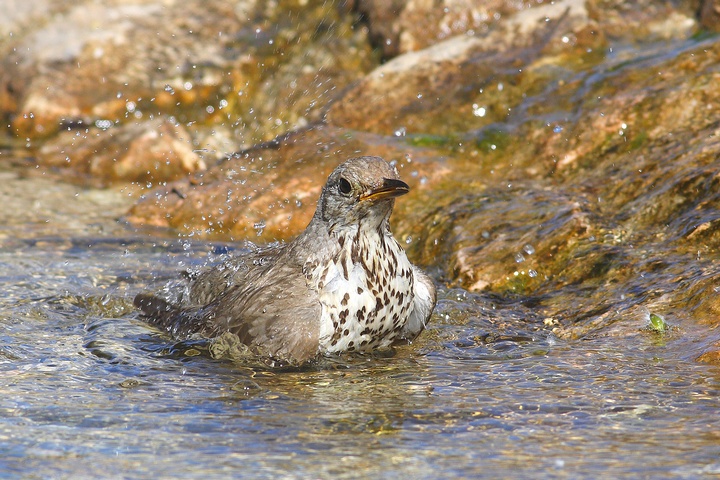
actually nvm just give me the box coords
[1,170,719,479]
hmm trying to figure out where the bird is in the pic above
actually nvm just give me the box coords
[134,156,436,364]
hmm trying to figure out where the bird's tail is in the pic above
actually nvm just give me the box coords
[134,293,209,338]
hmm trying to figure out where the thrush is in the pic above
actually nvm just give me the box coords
[134,156,436,364]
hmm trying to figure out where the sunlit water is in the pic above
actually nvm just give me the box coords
[1,171,719,479]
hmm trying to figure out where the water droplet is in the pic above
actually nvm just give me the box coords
[523,244,535,255]
[394,127,406,137]
[472,104,486,117]
[125,101,136,113]
[405,236,413,244]
[95,119,113,130]
[514,253,525,263]
[164,84,175,94]
[528,269,537,278]
[553,125,563,133]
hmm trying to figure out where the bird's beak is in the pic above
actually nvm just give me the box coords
[360,178,410,201]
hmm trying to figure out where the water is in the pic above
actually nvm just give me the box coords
[1,170,719,479]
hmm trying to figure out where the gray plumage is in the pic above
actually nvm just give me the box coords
[134,156,436,364]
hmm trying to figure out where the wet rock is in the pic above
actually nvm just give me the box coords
[37,119,206,186]
[400,186,601,293]
[586,0,698,41]
[696,349,720,365]
[401,37,720,341]
[329,1,599,136]
[700,0,720,30]
[354,0,700,59]
[330,0,705,138]
[354,0,521,58]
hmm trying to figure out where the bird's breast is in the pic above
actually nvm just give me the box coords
[312,235,415,354]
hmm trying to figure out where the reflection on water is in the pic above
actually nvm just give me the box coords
[1,172,720,479]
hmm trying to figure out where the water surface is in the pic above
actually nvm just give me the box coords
[1,170,719,479]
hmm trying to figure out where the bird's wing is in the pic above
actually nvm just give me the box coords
[135,253,322,364]
[134,293,210,337]
[400,266,437,341]
[201,259,322,362]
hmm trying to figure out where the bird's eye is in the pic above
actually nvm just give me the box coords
[338,177,352,195]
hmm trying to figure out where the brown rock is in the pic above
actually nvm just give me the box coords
[37,119,205,185]
[355,0,699,59]
[700,0,720,30]
[328,2,598,137]
[0,0,374,191]
[1,0,376,179]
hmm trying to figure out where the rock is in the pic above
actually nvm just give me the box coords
[398,35,720,339]
[329,1,598,136]
[354,0,700,59]
[37,119,206,185]
[700,0,720,30]
[330,0,704,138]
[586,0,698,40]
[354,0,510,57]
[1,0,375,182]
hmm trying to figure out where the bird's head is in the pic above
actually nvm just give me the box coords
[317,156,409,234]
